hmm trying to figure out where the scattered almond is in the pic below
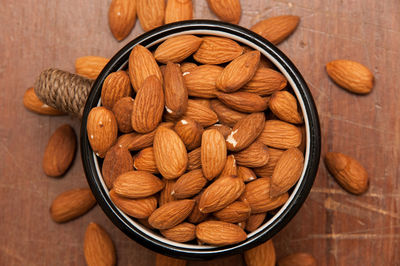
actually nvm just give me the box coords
[278,253,317,266]
[23,87,64,115]
[84,222,116,266]
[137,0,165,32]
[156,254,187,266]
[244,240,276,266]
[75,56,109,79]
[206,0,241,24]
[108,0,136,41]
[251,15,300,45]
[165,0,193,24]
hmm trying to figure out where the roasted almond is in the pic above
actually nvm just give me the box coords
[220,154,238,176]
[23,87,64,115]
[154,35,202,63]
[133,147,158,173]
[84,222,116,266]
[160,222,196,243]
[185,99,219,126]
[238,166,257,182]
[210,99,247,127]
[159,179,176,206]
[108,0,136,41]
[207,124,232,139]
[251,15,300,45]
[102,145,134,189]
[253,148,284,177]
[165,0,193,24]
[184,65,223,98]
[172,169,207,199]
[196,221,247,246]
[269,91,302,124]
[174,117,203,150]
[206,0,241,24]
[110,190,157,219]
[257,120,302,149]
[278,253,317,266]
[217,92,268,113]
[137,0,165,32]
[213,201,251,223]
[156,254,187,266]
[201,129,227,180]
[242,67,287,96]
[164,62,188,118]
[244,240,276,266]
[101,70,131,109]
[245,212,266,232]
[234,141,269,168]
[75,56,109,79]
[113,170,165,198]
[188,192,208,224]
[112,96,134,133]
[187,147,201,171]
[148,199,195,229]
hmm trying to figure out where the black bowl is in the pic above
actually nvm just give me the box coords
[81,20,321,260]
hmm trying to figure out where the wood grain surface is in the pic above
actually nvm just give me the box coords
[1,0,399,265]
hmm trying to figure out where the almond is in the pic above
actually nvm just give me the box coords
[102,145,134,189]
[238,166,257,182]
[154,35,202,63]
[326,59,374,94]
[234,141,269,168]
[128,44,163,92]
[181,62,197,73]
[278,253,317,266]
[196,221,247,246]
[185,99,219,126]
[298,125,306,153]
[201,129,227,180]
[257,120,302,149]
[188,192,208,224]
[206,0,241,24]
[244,240,276,266]
[137,0,165,32]
[50,188,96,223]
[190,98,211,108]
[84,223,116,266]
[23,87,64,115]
[75,56,109,79]
[112,97,134,133]
[164,62,189,118]
[131,75,164,133]
[269,91,302,124]
[207,124,232,139]
[193,36,244,65]
[160,222,196,243]
[270,148,304,197]
[199,175,244,213]
[253,148,284,177]
[87,107,118,157]
[217,92,268,113]
[220,154,238,176]
[187,147,201,171]
[226,112,265,151]
[324,152,369,194]
[174,117,203,150]
[210,99,247,127]
[213,201,251,223]
[154,126,188,179]
[245,212,266,232]
[216,51,260,93]
[133,147,158,173]
[110,190,157,218]
[165,0,193,24]
[149,199,195,229]
[251,15,300,45]
[108,0,136,41]
[242,67,287,96]
[159,179,176,206]
[156,254,187,266]
[172,169,207,199]
[43,124,76,177]
[101,70,132,109]
[184,65,223,98]
[113,170,165,198]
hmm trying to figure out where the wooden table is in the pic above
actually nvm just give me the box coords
[1,0,399,265]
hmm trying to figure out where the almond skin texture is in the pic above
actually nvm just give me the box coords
[128,44,163,92]
[174,117,203,150]
[251,15,300,45]
[133,147,158,173]
[164,62,188,118]
[155,35,202,63]
[199,175,245,213]
[326,59,374,94]
[207,124,232,139]
[154,126,188,179]
[50,188,96,223]
[172,169,207,199]
[271,148,304,197]
[216,51,260,93]
[75,56,109,79]
[131,75,164,133]
[278,253,317,266]
[324,152,369,194]
[110,190,157,219]
[84,223,116,266]
[253,148,284,177]
[257,120,302,149]
[181,62,197,73]
[220,154,238,176]
[226,112,265,152]
[137,0,165,32]
[213,201,251,223]
[210,99,247,127]
[23,87,64,115]
[156,254,187,266]
[238,166,257,182]
[244,240,276,266]
[217,92,268,113]
[193,36,244,65]
[87,107,118,157]
[201,129,227,180]
[148,200,195,229]
[242,67,287,96]
[188,192,208,224]
[112,96,134,133]
[102,145,134,189]
[43,124,76,177]
[108,0,136,41]
[245,212,266,232]
[160,222,196,243]
[165,0,193,24]
[269,91,302,124]
[185,100,219,126]
[113,170,165,198]
[206,0,241,24]
[184,65,223,98]
[159,179,176,206]
[196,221,247,246]
[101,70,131,109]
[234,141,269,168]
[187,147,201,171]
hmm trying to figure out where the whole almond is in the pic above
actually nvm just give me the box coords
[137,0,165,32]
[324,152,369,194]
[43,124,76,177]
[217,92,268,113]
[75,56,109,79]
[156,254,187,266]
[242,67,287,96]
[160,222,196,243]
[164,62,188,118]
[245,212,266,232]
[193,36,244,65]
[184,65,223,98]
[131,75,164,133]
[199,175,244,213]
[165,0,193,24]
[181,62,197,73]
[253,148,284,177]
[234,141,269,168]
[172,169,207,199]
[269,91,302,124]
[220,154,238,176]
[278,253,317,266]
[154,35,202,63]
[238,166,257,182]
[188,192,208,224]
[187,147,201,171]
[87,107,118,157]
[206,0,241,24]
[251,15,300,45]
[196,221,247,245]
[84,222,116,266]
[226,112,265,152]
[108,0,136,41]
[244,240,276,266]
[270,148,304,197]
[174,118,203,150]
[190,98,211,108]
[133,147,158,173]
[102,145,134,189]
[257,120,302,149]
[149,199,195,229]
[23,87,64,115]
[185,99,219,126]
[201,129,227,180]
[326,59,374,94]
[207,124,232,139]
[210,99,247,127]
[50,188,96,223]
[128,44,163,92]
[159,179,176,206]
[214,201,251,223]
[110,190,157,218]
[113,170,165,198]
[101,70,131,109]
[154,126,188,179]
[216,51,260,93]
[112,96,134,133]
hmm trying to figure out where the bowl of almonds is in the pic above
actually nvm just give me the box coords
[81,20,321,259]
